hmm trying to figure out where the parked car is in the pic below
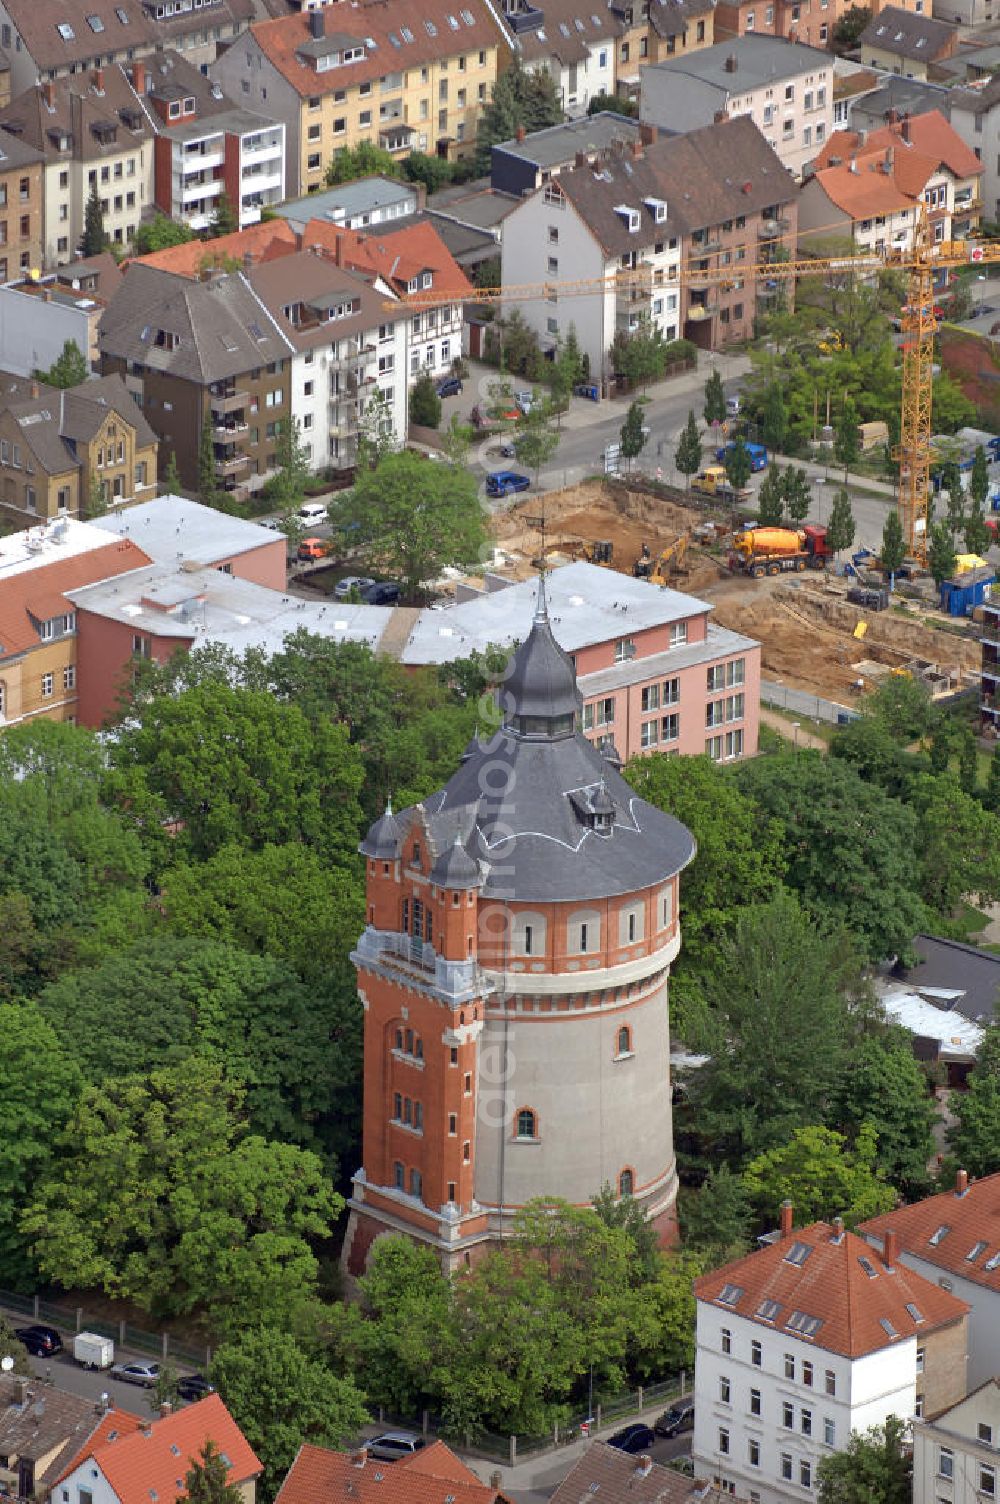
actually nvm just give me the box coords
[362,580,401,605]
[259,517,283,531]
[15,1325,62,1357]
[436,375,463,398]
[334,575,375,600]
[366,1432,427,1463]
[176,1374,216,1402]
[486,470,531,497]
[110,1360,161,1388]
[726,395,741,417]
[514,389,535,414]
[607,1423,656,1455]
[297,537,326,561]
[298,501,328,524]
[655,1398,695,1438]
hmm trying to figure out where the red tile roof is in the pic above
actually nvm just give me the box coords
[57,1395,261,1504]
[0,539,150,663]
[247,0,502,102]
[693,1221,969,1359]
[275,1442,504,1504]
[811,110,982,220]
[861,1172,1000,1294]
[128,219,298,278]
[299,218,473,300]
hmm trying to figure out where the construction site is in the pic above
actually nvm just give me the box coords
[489,478,982,705]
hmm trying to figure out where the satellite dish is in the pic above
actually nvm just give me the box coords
[1,1357,14,1372]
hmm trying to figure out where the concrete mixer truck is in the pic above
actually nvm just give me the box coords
[728,525,832,578]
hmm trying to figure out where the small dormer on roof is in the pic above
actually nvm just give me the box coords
[360,797,401,859]
[569,779,617,836]
[431,831,482,890]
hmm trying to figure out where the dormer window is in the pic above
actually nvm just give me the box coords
[421,272,432,289]
[168,100,181,117]
[615,204,641,233]
[183,95,195,112]
[644,196,668,223]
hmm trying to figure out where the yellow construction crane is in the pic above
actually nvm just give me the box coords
[396,222,1000,563]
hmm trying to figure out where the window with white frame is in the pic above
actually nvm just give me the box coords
[661,713,679,742]
[938,1449,953,1479]
[670,622,687,647]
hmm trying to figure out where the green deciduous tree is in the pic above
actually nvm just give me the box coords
[987,743,1000,813]
[679,1167,752,1262]
[683,892,855,1167]
[107,681,365,867]
[268,417,311,510]
[474,59,562,173]
[762,381,789,453]
[947,1023,1000,1178]
[674,410,702,491]
[81,183,108,256]
[928,520,958,587]
[0,1316,28,1375]
[619,399,648,471]
[625,1250,704,1382]
[742,1123,897,1228]
[328,448,487,602]
[825,487,856,554]
[736,750,926,961]
[834,395,860,481]
[326,142,402,186]
[135,215,194,256]
[211,1328,368,1502]
[910,769,1000,914]
[34,339,89,390]
[24,1059,341,1328]
[514,401,561,483]
[817,1415,911,1504]
[782,467,811,523]
[0,1002,81,1285]
[592,1183,659,1284]
[198,411,218,505]
[966,500,992,557]
[972,444,991,510]
[207,191,237,239]
[880,508,906,581]
[402,151,454,195]
[832,3,871,50]
[724,435,752,493]
[162,450,181,495]
[409,371,442,429]
[703,368,726,426]
[622,753,783,1042]
[756,464,785,526]
[835,1028,935,1196]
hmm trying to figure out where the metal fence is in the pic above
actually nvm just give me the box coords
[760,679,855,727]
[0,1289,210,1369]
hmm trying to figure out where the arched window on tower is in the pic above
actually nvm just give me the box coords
[619,1167,635,1198]
[516,1107,538,1140]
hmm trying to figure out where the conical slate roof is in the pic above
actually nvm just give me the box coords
[360,799,401,859]
[500,575,581,733]
[430,832,482,890]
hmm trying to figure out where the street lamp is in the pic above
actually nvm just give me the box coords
[813,476,825,527]
[792,721,801,751]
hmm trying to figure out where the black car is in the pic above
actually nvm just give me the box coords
[655,1399,695,1438]
[15,1325,63,1357]
[176,1374,216,1402]
[607,1423,655,1455]
[436,376,463,398]
[362,581,401,606]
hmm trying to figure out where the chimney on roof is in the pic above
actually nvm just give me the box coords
[42,80,55,110]
[159,1402,172,1419]
[93,66,105,93]
[30,380,38,398]
[830,1216,844,1244]
[640,122,658,146]
[141,1425,153,1439]
[13,1379,29,1407]
[95,1395,110,1415]
[901,112,911,142]
[133,60,147,95]
[886,107,899,124]
[714,108,729,124]
[350,1449,368,1469]
[883,1228,899,1271]
[857,127,867,147]
[309,8,325,37]
[575,149,587,167]
[631,138,643,159]
[634,1456,654,1478]
[724,52,738,71]
[780,1200,794,1238]
[849,157,859,173]
[515,123,526,142]
[956,1167,969,1197]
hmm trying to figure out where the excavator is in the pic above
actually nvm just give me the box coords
[633,534,690,584]
[578,539,614,567]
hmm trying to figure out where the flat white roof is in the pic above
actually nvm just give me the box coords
[880,982,983,1058]
[92,495,281,568]
[399,561,712,666]
[0,516,117,580]
[67,562,394,652]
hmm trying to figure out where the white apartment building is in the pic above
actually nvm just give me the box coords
[157,111,285,232]
[506,0,622,117]
[950,81,1000,226]
[914,1380,1000,1504]
[638,36,833,180]
[693,1213,969,1503]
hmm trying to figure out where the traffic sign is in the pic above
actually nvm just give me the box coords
[971,247,985,262]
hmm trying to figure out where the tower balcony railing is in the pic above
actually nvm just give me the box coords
[354,925,484,1001]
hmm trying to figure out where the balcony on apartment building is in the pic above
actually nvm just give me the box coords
[685,292,718,322]
[214,447,250,477]
[181,137,226,173]
[688,232,723,257]
[758,215,790,237]
[213,414,250,438]
[980,603,1000,647]
[181,177,223,209]
[210,386,249,417]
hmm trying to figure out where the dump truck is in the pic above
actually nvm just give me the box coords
[729,524,832,577]
[691,466,752,502]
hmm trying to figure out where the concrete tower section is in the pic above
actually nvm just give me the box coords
[343,579,695,1276]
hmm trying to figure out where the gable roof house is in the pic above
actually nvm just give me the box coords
[500,114,797,377]
[500,0,624,117]
[550,1444,729,1504]
[858,6,958,79]
[98,261,294,497]
[0,1378,141,1502]
[798,108,982,254]
[53,1394,261,1504]
[276,1440,509,1504]
[639,35,834,179]
[912,1378,1000,1504]
[862,1171,1000,1389]
[692,1211,969,1498]
[209,0,506,200]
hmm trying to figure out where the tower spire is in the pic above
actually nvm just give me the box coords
[534,569,549,624]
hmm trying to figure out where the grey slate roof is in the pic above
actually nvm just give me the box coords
[894,933,1000,1025]
[4,373,156,477]
[493,111,640,170]
[98,263,292,384]
[507,0,623,68]
[859,5,957,61]
[847,75,950,127]
[370,584,695,903]
[246,251,387,354]
[644,33,830,91]
[274,176,418,232]
[646,0,714,40]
